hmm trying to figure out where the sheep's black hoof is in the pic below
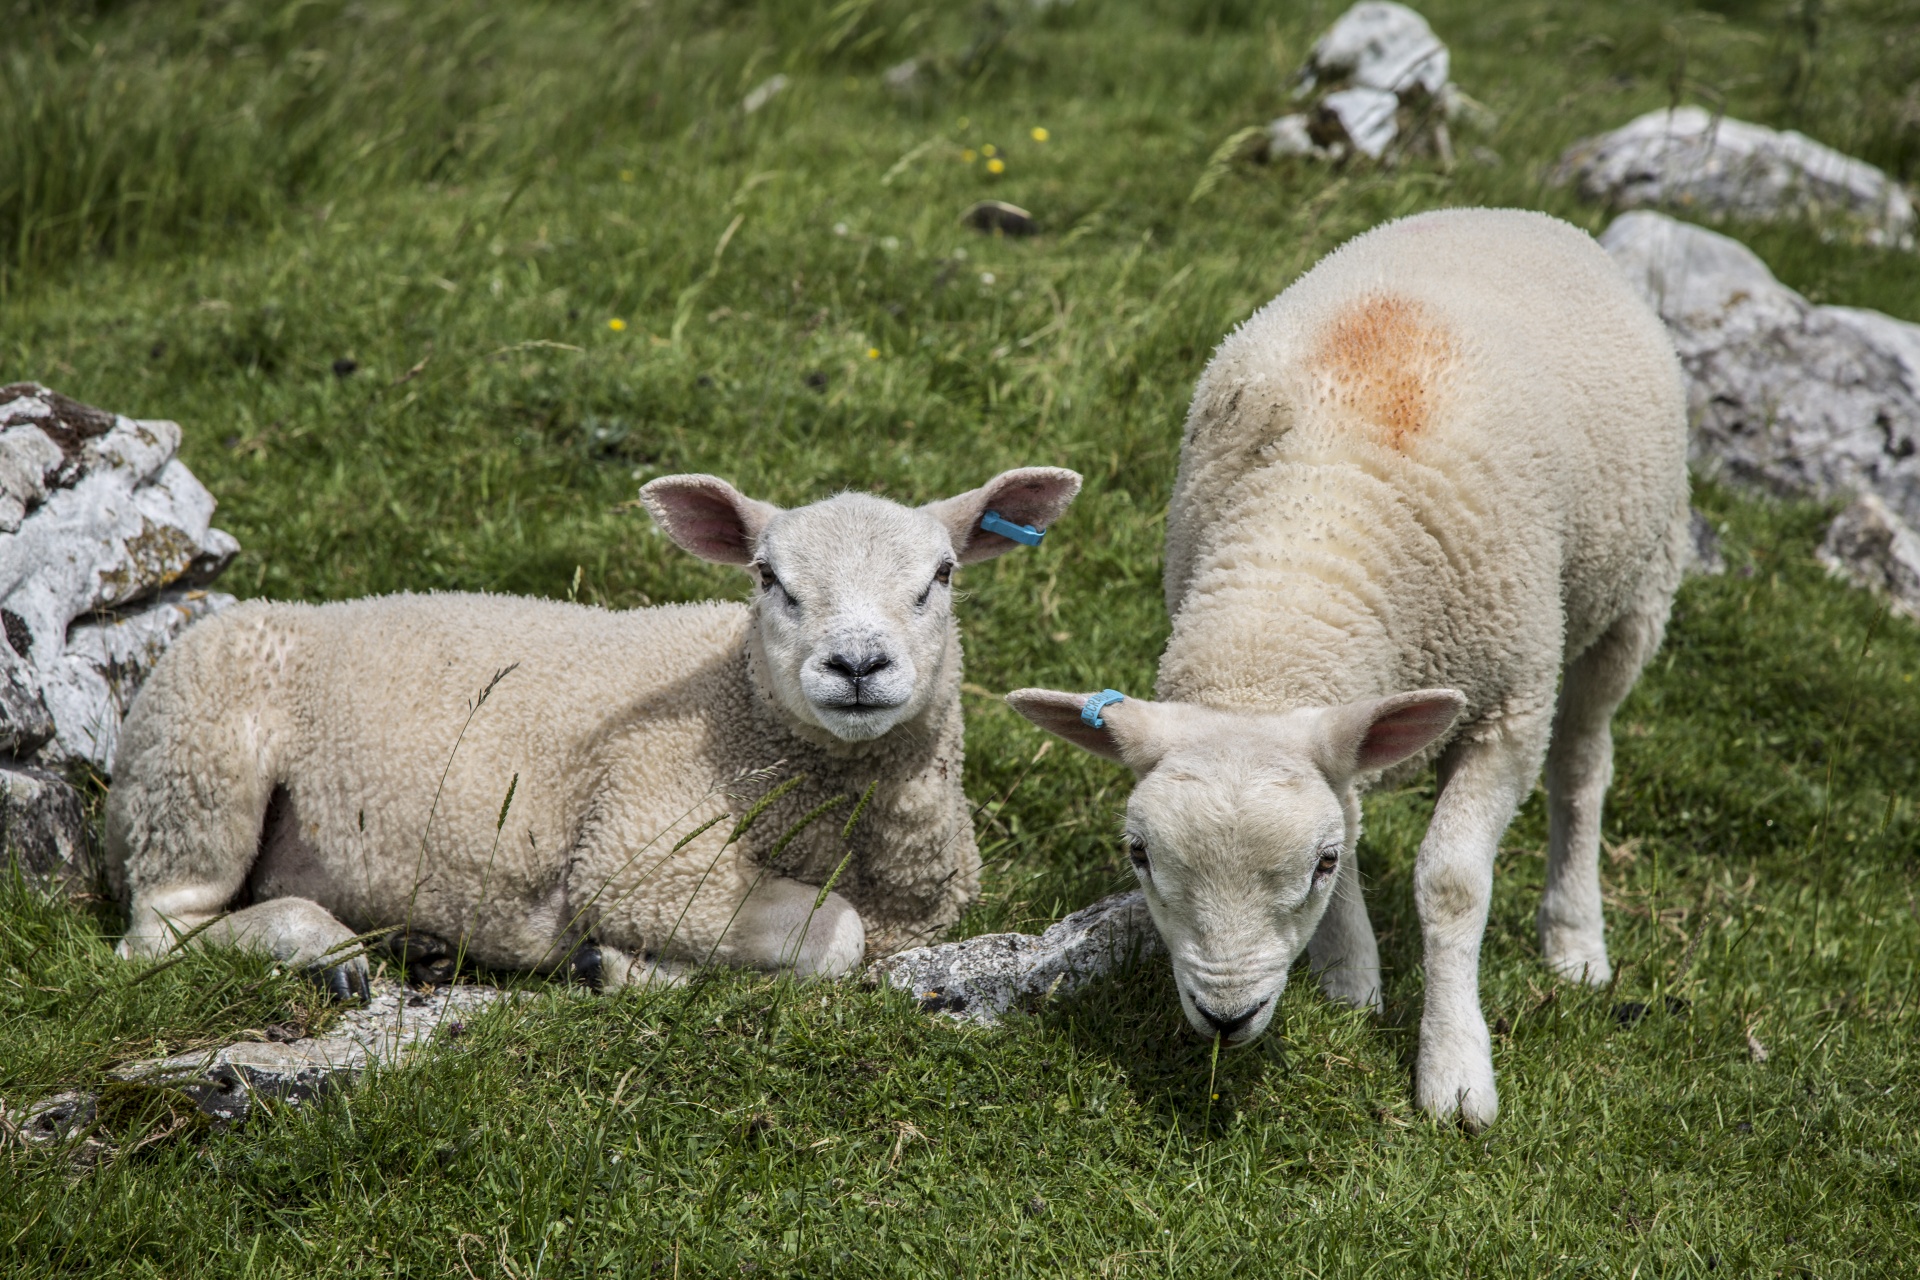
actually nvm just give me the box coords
[314,961,371,1004]
[409,956,457,987]
[569,944,603,991]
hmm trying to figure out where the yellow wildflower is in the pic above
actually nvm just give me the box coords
[981,144,998,158]
[1030,127,1049,142]
[608,318,627,332]
[867,347,880,360]
[986,158,1006,175]
[961,148,978,163]
[619,169,634,182]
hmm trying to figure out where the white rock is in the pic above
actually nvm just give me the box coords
[1267,113,1318,157]
[871,891,1160,1025]
[4,981,508,1145]
[1,763,89,887]
[1558,107,1916,247]
[882,59,922,95]
[0,384,238,769]
[0,424,64,534]
[1686,508,1726,576]
[38,588,237,771]
[741,74,788,115]
[0,651,53,757]
[1299,1,1449,99]
[1269,2,1460,165]
[1601,212,1920,525]
[1818,493,1920,620]
[1319,86,1401,160]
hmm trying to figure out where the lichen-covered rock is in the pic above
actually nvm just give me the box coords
[1299,0,1449,99]
[871,891,1160,1025]
[40,588,234,772]
[1557,107,1916,248]
[3,981,508,1147]
[1600,212,1920,525]
[1818,493,1920,620]
[0,763,89,886]
[0,384,238,771]
[1687,508,1726,577]
[1266,2,1471,164]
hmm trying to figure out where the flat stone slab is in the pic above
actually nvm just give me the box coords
[871,891,1160,1025]
[2,980,505,1148]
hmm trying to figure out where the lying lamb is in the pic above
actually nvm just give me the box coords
[1010,208,1687,1129]
[105,467,1081,996]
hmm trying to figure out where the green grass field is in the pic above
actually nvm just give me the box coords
[5,0,1920,1274]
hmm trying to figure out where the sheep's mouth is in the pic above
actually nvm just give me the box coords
[817,696,904,714]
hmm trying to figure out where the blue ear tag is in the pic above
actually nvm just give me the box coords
[1082,689,1127,729]
[980,509,1045,546]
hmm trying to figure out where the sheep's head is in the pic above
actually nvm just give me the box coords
[642,468,1081,743]
[1005,688,1462,1044]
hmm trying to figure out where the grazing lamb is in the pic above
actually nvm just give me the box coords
[105,467,1081,997]
[1008,208,1687,1129]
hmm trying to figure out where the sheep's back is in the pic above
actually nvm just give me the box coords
[1163,208,1687,713]
[216,592,750,955]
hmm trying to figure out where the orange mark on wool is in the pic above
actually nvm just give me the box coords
[1312,294,1455,450]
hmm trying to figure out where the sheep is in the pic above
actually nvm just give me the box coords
[1007,208,1688,1129]
[103,467,1082,997]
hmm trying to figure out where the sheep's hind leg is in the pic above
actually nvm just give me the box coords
[122,892,370,1001]
[1541,604,1667,986]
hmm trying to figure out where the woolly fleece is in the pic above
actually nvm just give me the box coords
[1013,208,1689,1128]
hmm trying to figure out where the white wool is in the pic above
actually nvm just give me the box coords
[1011,209,1687,1129]
[104,469,1080,992]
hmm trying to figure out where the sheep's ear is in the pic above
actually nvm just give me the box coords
[1005,688,1169,775]
[1316,689,1465,782]
[923,467,1083,564]
[638,474,781,566]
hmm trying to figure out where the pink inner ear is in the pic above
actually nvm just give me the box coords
[984,475,1077,529]
[654,488,750,559]
[1357,700,1458,769]
[677,511,748,557]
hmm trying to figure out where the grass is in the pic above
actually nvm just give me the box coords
[3,0,1919,1273]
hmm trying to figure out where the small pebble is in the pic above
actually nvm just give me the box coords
[961,200,1037,237]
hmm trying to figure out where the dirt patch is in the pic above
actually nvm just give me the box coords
[1310,295,1456,451]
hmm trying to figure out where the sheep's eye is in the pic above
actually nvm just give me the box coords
[1314,847,1340,880]
[756,563,779,592]
[1125,834,1150,872]
[916,560,956,608]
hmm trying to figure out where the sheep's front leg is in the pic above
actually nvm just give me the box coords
[1309,790,1382,1012]
[582,945,693,990]
[1412,731,1541,1130]
[724,876,867,976]
[121,891,370,1002]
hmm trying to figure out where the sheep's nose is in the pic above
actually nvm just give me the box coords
[1193,997,1267,1038]
[825,652,891,680]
